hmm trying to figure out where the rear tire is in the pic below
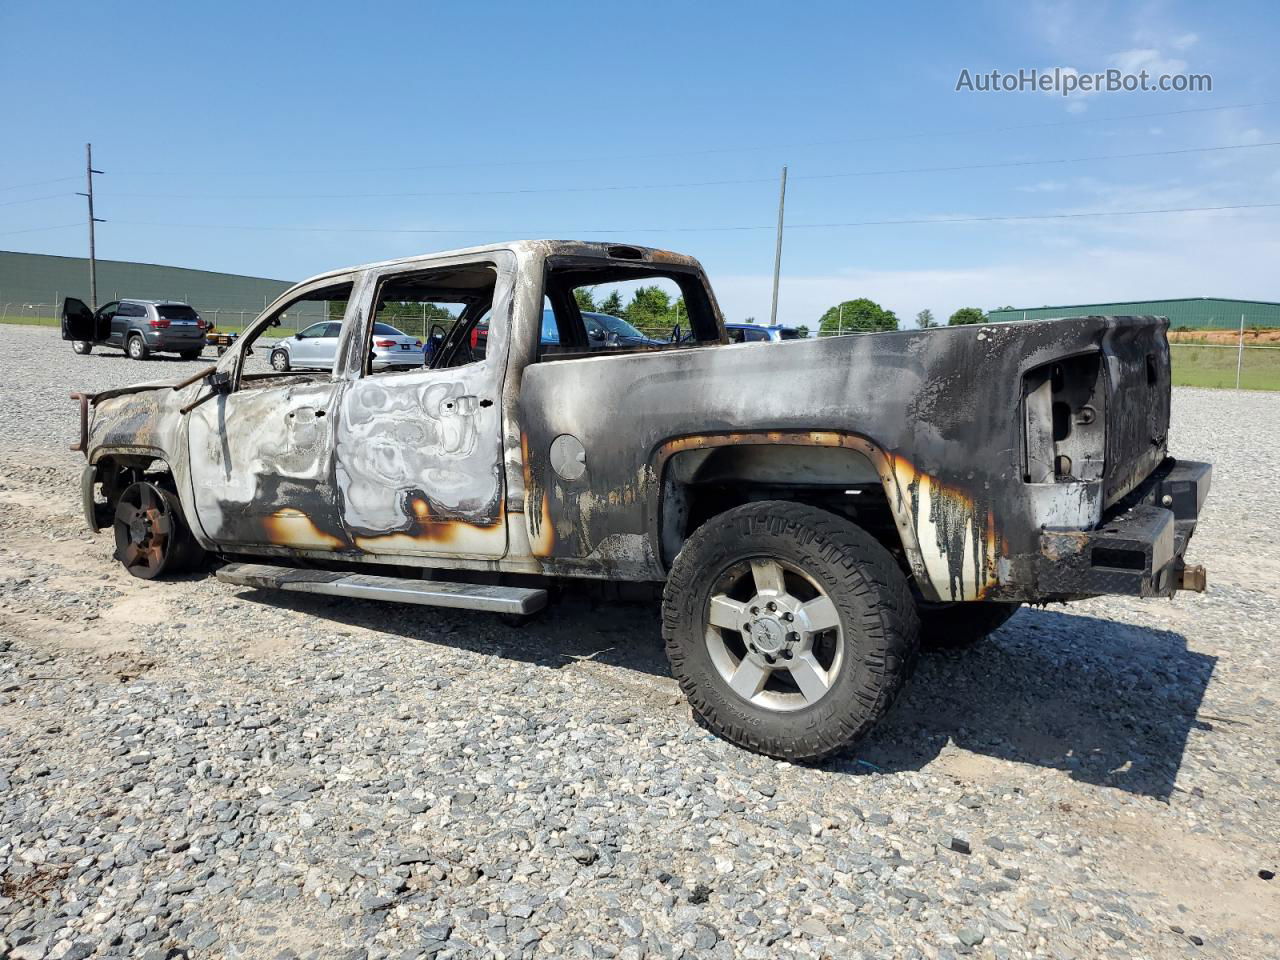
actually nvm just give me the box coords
[917,601,1020,649]
[113,480,205,580]
[662,501,919,762]
[127,335,150,360]
[72,340,93,355]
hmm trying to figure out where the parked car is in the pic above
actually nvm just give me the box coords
[61,298,208,360]
[471,308,665,356]
[268,320,424,372]
[725,322,803,343]
[71,240,1210,763]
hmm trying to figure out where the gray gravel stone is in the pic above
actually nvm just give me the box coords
[0,327,1274,959]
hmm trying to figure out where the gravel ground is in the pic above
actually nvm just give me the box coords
[1,324,1277,960]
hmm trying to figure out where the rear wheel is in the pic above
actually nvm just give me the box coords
[270,348,290,372]
[917,601,1020,649]
[127,335,150,360]
[662,501,919,762]
[72,340,93,355]
[112,481,205,580]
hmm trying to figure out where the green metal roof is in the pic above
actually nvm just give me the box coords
[0,250,295,322]
[989,297,1280,330]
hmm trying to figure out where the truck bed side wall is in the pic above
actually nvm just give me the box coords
[517,316,1171,600]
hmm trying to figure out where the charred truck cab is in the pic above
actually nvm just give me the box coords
[71,240,1211,762]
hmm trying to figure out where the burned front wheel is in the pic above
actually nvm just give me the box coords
[662,501,919,762]
[112,481,205,580]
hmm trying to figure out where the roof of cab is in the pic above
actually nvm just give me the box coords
[292,240,703,291]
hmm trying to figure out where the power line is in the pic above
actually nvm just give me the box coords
[79,200,1280,238]
[0,175,81,193]
[0,223,82,237]
[103,140,1280,202]
[107,99,1279,178]
[800,140,1280,182]
[0,193,72,208]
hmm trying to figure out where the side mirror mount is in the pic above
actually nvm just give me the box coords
[179,369,232,415]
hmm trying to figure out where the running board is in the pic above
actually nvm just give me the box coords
[216,562,547,615]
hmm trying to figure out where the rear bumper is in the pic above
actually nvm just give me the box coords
[1037,458,1211,598]
[371,349,425,369]
[144,329,206,349]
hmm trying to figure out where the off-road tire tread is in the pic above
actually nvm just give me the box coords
[662,500,919,762]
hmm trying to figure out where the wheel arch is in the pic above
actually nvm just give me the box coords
[86,449,205,548]
[650,430,991,603]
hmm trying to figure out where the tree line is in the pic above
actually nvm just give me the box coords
[574,286,688,333]
[816,300,991,335]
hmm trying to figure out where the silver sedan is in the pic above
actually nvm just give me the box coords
[269,321,425,372]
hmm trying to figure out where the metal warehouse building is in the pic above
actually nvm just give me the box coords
[0,250,295,327]
[989,297,1280,329]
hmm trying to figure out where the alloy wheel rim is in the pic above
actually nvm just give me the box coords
[113,484,172,576]
[704,557,844,712]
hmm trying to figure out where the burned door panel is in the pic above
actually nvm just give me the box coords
[187,378,350,549]
[335,372,507,556]
[332,254,514,559]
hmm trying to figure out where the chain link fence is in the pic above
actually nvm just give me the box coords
[1166,314,1280,390]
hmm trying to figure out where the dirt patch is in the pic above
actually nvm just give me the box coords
[1169,329,1280,346]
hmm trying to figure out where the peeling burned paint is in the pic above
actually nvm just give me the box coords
[888,457,1000,601]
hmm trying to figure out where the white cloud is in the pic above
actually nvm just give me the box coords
[1109,47,1188,75]
[1170,32,1199,50]
[1017,180,1070,193]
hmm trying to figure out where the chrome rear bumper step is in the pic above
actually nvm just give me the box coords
[216,562,547,615]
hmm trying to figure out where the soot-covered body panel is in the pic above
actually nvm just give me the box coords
[75,240,1198,607]
[519,313,1174,600]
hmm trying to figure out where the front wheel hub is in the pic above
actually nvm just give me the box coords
[704,557,845,712]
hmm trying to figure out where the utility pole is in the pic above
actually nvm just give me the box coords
[769,165,787,328]
[838,302,844,336]
[77,144,105,310]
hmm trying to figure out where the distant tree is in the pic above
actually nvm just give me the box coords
[818,298,899,336]
[794,324,810,338]
[915,309,936,329]
[574,288,597,311]
[742,316,757,324]
[948,307,987,326]
[625,285,673,331]
[597,290,624,316]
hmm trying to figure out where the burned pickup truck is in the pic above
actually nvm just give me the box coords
[70,240,1210,761]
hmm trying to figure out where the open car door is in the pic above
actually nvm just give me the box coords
[61,297,97,342]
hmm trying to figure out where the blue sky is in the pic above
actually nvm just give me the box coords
[2,0,1278,326]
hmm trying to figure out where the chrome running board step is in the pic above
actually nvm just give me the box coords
[216,562,547,615]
